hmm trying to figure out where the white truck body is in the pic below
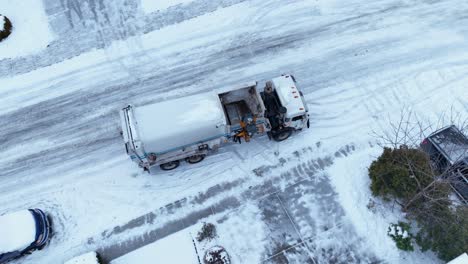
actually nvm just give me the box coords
[120,75,309,171]
[132,92,226,154]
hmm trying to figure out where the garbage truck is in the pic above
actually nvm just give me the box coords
[119,74,310,171]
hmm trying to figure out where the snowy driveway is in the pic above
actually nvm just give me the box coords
[94,144,374,263]
[0,0,467,263]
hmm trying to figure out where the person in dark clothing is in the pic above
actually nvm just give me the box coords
[263,81,281,130]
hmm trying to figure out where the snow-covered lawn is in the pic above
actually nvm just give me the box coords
[327,149,398,257]
[112,203,267,264]
[64,252,99,264]
[141,0,195,14]
[0,0,55,60]
[111,228,199,264]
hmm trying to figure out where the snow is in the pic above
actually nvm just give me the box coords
[208,203,267,264]
[64,252,99,264]
[434,141,467,165]
[326,149,399,260]
[112,202,267,264]
[315,0,340,14]
[0,2,253,115]
[0,210,36,253]
[447,253,468,264]
[326,146,439,263]
[428,125,468,164]
[402,230,408,239]
[141,0,195,14]
[0,0,467,263]
[133,92,227,154]
[389,224,409,239]
[111,228,199,264]
[0,0,55,60]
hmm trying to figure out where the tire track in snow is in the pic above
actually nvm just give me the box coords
[0,0,251,77]
[91,143,361,263]
[0,3,378,184]
[1,1,468,262]
[2,0,468,191]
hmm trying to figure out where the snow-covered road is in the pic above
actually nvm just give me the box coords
[0,0,467,263]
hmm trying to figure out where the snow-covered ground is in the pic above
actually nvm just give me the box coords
[141,0,195,13]
[112,202,267,264]
[447,253,468,264]
[111,227,199,264]
[0,0,55,59]
[0,0,467,263]
[64,251,99,264]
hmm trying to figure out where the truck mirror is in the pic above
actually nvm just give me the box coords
[279,107,287,114]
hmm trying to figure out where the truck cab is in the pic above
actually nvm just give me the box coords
[261,75,309,141]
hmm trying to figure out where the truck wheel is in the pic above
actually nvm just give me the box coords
[273,129,292,142]
[160,160,180,170]
[185,155,205,164]
[47,215,53,238]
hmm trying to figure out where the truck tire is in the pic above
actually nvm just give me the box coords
[273,129,292,142]
[160,160,180,170]
[185,154,205,164]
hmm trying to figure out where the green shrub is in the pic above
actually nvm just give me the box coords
[368,146,432,203]
[387,222,414,251]
[369,146,467,261]
[415,206,468,261]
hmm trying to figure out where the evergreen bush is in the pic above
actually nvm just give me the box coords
[368,146,432,203]
[387,222,414,251]
[369,146,467,261]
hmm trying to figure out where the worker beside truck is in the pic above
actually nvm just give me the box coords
[119,74,310,172]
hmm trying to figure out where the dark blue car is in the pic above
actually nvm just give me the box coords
[0,209,51,263]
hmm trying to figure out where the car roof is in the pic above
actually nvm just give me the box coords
[0,210,37,254]
[428,125,468,165]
